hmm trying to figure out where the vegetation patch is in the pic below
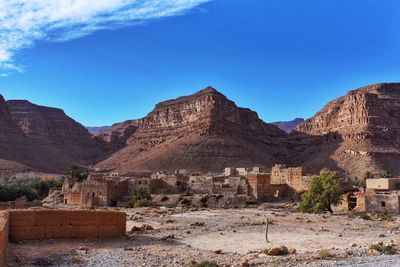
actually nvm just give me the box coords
[0,178,62,202]
[128,187,154,208]
[300,169,343,213]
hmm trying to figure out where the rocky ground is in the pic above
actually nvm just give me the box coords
[7,204,400,266]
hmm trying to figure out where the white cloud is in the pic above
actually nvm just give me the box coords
[0,0,211,73]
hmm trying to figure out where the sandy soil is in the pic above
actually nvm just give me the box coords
[7,205,400,266]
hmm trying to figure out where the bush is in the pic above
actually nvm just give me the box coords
[0,178,63,202]
[369,242,397,255]
[316,249,333,260]
[128,187,153,208]
[299,169,343,213]
[65,165,88,183]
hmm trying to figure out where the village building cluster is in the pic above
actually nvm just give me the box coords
[54,165,400,214]
[60,165,310,207]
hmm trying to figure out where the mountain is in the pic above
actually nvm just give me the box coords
[0,96,111,176]
[96,87,289,173]
[3,83,400,178]
[0,95,33,176]
[293,83,400,178]
[94,119,141,147]
[86,126,111,133]
[272,118,304,133]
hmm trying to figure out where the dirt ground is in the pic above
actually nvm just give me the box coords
[7,204,400,266]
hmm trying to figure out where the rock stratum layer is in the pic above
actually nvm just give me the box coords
[96,87,289,173]
[293,83,400,178]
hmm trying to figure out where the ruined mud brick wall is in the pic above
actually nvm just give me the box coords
[112,179,130,200]
[364,193,400,214]
[148,179,183,195]
[270,165,288,185]
[128,178,150,196]
[271,165,308,192]
[286,168,308,192]
[247,174,287,201]
[64,192,82,205]
[355,192,366,212]
[81,180,112,206]
[188,176,213,194]
[0,211,9,267]
[8,210,126,242]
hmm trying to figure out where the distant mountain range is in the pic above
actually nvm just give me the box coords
[2,83,400,178]
[272,118,305,133]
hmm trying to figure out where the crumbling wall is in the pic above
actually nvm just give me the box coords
[0,211,9,267]
[8,210,126,242]
[355,192,366,212]
[64,192,82,205]
[364,193,400,214]
[247,174,287,201]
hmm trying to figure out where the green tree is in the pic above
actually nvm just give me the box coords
[299,169,343,213]
[128,187,153,208]
[65,165,88,183]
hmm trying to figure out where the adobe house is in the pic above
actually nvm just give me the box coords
[247,173,287,201]
[271,164,309,193]
[356,178,400,213]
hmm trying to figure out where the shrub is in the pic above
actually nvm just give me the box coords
[0,178,63,202]
[299,169,343,213]
[65,165,88,183]
[369,242,397,255]
[128,187,153,208]
[316,249,332,260]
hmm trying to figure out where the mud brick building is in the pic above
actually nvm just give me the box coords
[356,178,400,213]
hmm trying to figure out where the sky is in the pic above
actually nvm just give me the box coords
[0,0,399,126]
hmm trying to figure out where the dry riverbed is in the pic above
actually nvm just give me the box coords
[7,205,400,266]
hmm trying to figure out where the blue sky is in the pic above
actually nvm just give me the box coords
[0,0,399,126]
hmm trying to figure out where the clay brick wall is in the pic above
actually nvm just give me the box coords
[0,211,9,267]
[364,193,400,214]
[8,210,126,242]
[65,192,82,205]
[247,174,287,201]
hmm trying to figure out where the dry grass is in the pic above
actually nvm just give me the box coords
[72,255,85,264]
[316,249,333,260]
[368,242,398,255]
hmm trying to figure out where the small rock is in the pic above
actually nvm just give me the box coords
[213,249,223,255]
[240,259,250,267]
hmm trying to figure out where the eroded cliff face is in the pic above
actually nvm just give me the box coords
[0,95,35,175]
[95,119,140,147]
[0,98,112,175]
[294,83,400,178]
[7,100,109,163]
[97,87,289,173]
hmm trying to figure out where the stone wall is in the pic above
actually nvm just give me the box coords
[0,211,9,267]
[8,210,126,242]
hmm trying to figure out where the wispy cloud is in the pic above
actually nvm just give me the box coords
[0,0,211,75]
